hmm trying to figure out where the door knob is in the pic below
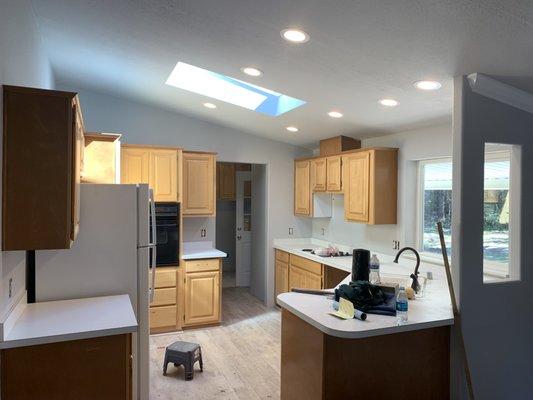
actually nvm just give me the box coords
[237,235,242,240]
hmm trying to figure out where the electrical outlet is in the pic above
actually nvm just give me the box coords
[321,228,325,236]
[8,278,12,298]
[201,229,206,238]
[393,240,400,250]
[288,227,294,236]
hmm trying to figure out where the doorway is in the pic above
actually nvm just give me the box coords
[216,162,267,302]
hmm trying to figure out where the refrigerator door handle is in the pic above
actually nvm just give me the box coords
[149,189,157,303]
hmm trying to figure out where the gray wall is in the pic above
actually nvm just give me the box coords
[251,164,267,301]
[452,76,533,399]
[216,200,236,272]
[312,123,452,255]
[58,87,313,306]
[0,0,54,319]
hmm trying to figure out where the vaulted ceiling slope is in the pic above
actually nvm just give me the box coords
[31,0,533,146]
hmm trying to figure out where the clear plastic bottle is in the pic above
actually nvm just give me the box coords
[396,286,408,325]
[369,254,380,284]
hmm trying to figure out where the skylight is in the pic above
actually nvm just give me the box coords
[165,62,306,117]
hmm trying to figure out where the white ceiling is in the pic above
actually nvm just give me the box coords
[31,0,533,148]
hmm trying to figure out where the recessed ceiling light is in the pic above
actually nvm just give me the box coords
[203,102,217,109]
[328,111,343,118]
[241,66,263,77]
[286,126,299,133]
[281,28,309,43]
[414,80,442,91]
[378,98,399,107]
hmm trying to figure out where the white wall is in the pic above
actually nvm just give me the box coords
[312,123,452,255]
[451,76,533,399]
[58,87,313,306]
[0,0,54,319]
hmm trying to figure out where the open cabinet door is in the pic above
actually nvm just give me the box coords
[235,171,252,287]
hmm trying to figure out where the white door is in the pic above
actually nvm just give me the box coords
[236,171,252,287]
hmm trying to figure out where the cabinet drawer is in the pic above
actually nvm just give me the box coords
[275,249,289,263]
[154,268,176,288]
[289,254,322,275]
[152,287,176,306]
[150,305,177,328]
[185,259,220,273]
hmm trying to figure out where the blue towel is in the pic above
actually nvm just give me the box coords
[366,292,397,316]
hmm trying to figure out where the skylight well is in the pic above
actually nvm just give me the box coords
[166,62,306,117]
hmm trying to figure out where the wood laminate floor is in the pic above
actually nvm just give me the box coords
[150,288,281,400]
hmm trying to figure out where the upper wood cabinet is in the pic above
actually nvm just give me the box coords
[310,158,327,192]
[150,149,179,202]
[182,152,216,216]
[82,133,121,184]
[343,151,370,222]
[2,86,84,250]
[294,160,312,216]
[121,147,150,184]
[294,147,397,224]
[326,156,342,191]
[342,149,398,224]
[217,162,236,201]
[121,146,180,202]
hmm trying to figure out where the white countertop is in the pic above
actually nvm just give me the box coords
[0,295,138,349]
[274,238,454,339]
[182,241,227,260]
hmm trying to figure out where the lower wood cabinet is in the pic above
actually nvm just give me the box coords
[1,334,132,400]
[275,250,324,302]
[149,266,178,333]
[183,259,222,328]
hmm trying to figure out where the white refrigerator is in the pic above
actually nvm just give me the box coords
[36,183,156,400]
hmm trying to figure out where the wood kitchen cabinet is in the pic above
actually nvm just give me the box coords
[288,254,323,291]
[121,145,180,202]
[2,86,85,250]
[183,259,221,327]
[294,160,312,216]
[1,334,132,400]
[149,266,178,333]
[275,250,290,303]
[182,152,216,216]
[150,148,179,202]
[275,250,351,302]
[121,146,150,184]
[310,158,327,192]
[217,162,236,200]
[82,133,121,184]
[293,145,397,223]
[342,149,398,224]
[326,156,342,191]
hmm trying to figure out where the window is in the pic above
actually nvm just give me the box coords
[165,62,306,116]
[418,146,519,281]
[482,144,520,282]
[418,159,453,257]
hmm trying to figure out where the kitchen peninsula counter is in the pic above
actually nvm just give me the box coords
[274,238,453,400]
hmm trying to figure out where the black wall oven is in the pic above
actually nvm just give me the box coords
[151,202,180,266]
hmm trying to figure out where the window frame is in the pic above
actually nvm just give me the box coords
[416,151,517,280]
[416,156,452,262]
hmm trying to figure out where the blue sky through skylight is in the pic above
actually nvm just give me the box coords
[166,62,306,116]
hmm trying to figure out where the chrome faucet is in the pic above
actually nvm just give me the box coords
[393,247,421,292]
